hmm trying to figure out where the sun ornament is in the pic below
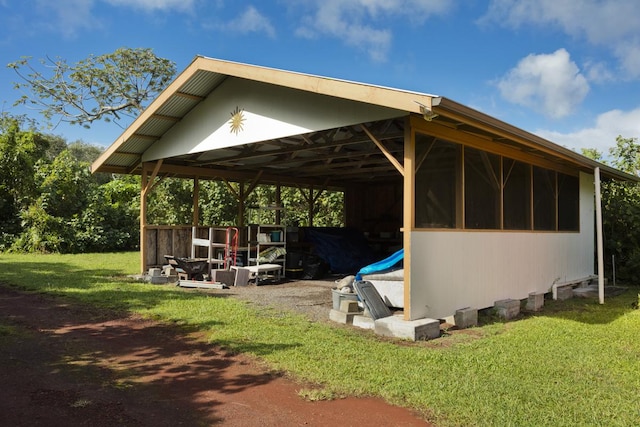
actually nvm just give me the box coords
[229,106,246,135]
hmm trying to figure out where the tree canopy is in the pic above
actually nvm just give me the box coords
[9,47,176,128]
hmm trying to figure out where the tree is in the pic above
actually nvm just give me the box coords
[12,150,95,252]
[584,136,640,282]
[74,175,140,252]
[0,115,53,248]
[610,135,640,176]
[9,47,176,128]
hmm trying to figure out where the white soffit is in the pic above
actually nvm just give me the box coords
[142,77,404,162]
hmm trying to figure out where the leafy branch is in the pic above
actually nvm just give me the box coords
[8,47,176,129]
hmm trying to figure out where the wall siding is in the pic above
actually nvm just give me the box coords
[408,172,595,320]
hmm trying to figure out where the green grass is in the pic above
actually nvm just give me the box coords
[1,252,639,426]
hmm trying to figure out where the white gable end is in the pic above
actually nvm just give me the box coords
[142,77,404,162]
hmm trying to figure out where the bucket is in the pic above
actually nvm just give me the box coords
[331,289,359,310]
[270,230,282,242]
[285,268,304,279]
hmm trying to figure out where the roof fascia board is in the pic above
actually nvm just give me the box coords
[194,56,437,116]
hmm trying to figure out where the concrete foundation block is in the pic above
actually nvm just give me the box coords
[339,300,360,314]
[557,286,574,301]
[374,315,440,341]
[352,315,375,330]
[150,275,169,284]
[329,309,357,324]
[494,298,520,320]
[232,267,251,286]
[210,269,236,287]
[148,267,162,277]
[526,292,545,311]
[454,307,478,329]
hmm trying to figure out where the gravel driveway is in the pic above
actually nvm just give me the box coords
[217,278,340,323]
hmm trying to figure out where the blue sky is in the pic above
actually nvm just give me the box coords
[1,0,639,156]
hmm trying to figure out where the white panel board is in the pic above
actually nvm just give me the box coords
[143,78,404,161]
[408,172,595,320]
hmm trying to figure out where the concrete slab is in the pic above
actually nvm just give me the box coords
[374,315,440,341]
[178,280,226,289]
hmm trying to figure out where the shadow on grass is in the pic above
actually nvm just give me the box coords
[0,283,301,425]
[0,260,235,311]
[537,287,639,324]
[470,287,640,329]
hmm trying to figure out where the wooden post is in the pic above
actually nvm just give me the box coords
[403,116,414,320]
[140,164,148,274]
[193,176,200,226]
[308,185,314,226]
[238,182,245,227]
[139,160,163,274]
[276,183,282,224]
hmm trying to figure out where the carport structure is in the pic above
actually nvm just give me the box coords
[92,56,634,322]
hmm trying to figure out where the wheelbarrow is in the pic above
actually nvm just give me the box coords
[164,255,208,281]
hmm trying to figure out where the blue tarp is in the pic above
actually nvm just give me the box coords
[355,248,404,281]
[304,227,376,274]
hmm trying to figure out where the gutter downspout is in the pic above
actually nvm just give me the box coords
[595,167,605,304]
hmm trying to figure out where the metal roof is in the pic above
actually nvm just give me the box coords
[91,56,637,185]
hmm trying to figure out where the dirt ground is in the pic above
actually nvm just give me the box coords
[0,282,430,426]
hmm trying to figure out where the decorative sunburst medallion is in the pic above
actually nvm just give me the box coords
[229,106,246,135]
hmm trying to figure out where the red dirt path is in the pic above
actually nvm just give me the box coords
[0,285,431,426]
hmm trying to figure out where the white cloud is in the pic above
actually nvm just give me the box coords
[33,0,197,38]
[293,0,452,61]
[226,6,276,38]
[536,108,640,154]
[481,0,640,79]
[104,0,196,13]
[583,60,615,83]
[496,49,589,119]
[36,0,99,38]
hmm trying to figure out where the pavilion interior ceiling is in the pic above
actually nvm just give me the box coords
[146,118,407,187]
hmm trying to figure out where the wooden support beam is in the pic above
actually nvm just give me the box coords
[142,160,166,196]
[223,178,239,199]
[361,124,405,176]
[244,170,264,196]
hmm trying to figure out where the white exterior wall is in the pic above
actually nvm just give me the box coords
[408,171,595,320]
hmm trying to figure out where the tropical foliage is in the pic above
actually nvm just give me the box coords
[583,136,640,282]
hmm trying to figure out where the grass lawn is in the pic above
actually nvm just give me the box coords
[1,252,639,426]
